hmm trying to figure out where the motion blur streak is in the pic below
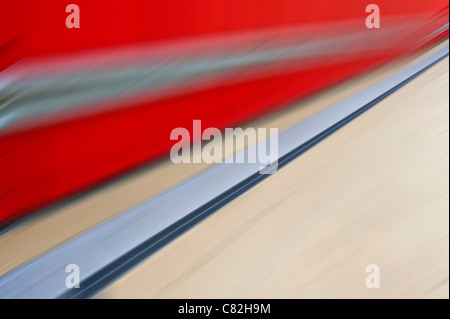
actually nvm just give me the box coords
[97,56,449,299]
[0,1,448,224]
[0,44,447,299]
[2,44,436,279]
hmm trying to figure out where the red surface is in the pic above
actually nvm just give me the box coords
[0,1,448,224]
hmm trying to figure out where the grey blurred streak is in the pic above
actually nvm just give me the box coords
[0,21,438,133]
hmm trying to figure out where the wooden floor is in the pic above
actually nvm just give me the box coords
[96,56,449,299]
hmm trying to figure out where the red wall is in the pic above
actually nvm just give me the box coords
[0,1,448,224]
